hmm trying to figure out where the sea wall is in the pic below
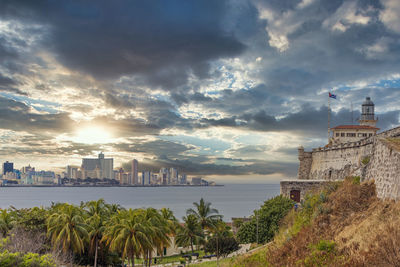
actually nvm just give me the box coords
[365,139,400,199]
[308,139,374,180]
[295,126,400,199]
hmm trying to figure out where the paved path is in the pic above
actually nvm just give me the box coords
[151,243,257,267]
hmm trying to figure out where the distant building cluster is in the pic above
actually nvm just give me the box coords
[0,153,213,186]
[1,161,58,185]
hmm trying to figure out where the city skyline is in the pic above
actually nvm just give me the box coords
[0,1,400,183]
[1,154,205,186]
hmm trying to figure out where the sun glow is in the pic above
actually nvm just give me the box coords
[73,126,114,144]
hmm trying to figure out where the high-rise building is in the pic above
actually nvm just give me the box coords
[180,174,187,185]
[170,168,178,185]
[142,171,151,185]
[21,164,34,174]
[66,165,79,179]
[82,152,114,179]
[117,168,125,184]
[3,161,13,175]
[159,168,169,185]
[131,159,138,185]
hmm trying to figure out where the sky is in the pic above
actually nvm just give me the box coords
[0,0,399,183]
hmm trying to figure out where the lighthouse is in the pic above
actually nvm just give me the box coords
[359,97,378,127]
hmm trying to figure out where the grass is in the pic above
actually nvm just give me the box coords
[134,250,205,265]
[214,178,400,266]
[190,256,236,267]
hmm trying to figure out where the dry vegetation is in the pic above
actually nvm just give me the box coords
[221,178,400,267]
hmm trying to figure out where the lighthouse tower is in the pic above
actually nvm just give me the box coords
[359,97,377,127]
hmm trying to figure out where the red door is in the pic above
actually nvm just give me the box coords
[290,190,301,202]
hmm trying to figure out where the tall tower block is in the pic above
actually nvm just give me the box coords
[131,159,138,185]
[359,97,377,127]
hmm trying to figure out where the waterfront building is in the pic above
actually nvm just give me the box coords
[32,171,56,184]
[179,174,187,185]
[2,161,13,175]
[191,177,202,185]
[66,165,79,179]
[142,171,151,185]
[170,167,178,184]
[151,173,159,184]
[116,168,125,184]
[21,164,34,174]
[81,152,114,179]
[131,159,138,185]
[159,167,170,184]
[161,172,167,185]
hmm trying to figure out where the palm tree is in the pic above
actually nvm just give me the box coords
[160,207,179,235]
[47,204,89,261]
[140,208,172,266]
[209,220,232,261]
[0,209,13,237]
[103,209,153,267]
[84,199,108,267]
[187,198,223,232]
[175,214,203,253]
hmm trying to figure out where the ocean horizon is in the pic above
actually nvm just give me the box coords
[0,182,281,221]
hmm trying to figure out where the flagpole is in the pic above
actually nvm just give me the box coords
[328,95,331,144]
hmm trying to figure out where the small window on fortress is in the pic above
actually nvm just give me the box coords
[341,133,345,137]
[363,133,367,137]
[347,133,356,137]
[369,133,373,137]
[358,133,362,137]
[336,133,339,137]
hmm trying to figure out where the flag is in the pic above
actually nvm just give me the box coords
[329,92,337,99]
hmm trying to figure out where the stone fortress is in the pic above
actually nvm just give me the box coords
[281,97,400,201]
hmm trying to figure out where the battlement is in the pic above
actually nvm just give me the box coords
[295,125,400,199]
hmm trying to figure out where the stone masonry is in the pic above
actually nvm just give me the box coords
[291,126,400,200]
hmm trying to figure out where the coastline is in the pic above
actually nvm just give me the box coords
[0,184,224,188]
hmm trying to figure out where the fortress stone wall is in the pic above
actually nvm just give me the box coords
[294,126,400,200]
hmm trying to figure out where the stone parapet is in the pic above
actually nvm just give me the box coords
[293,125,400,200]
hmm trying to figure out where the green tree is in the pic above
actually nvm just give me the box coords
[208,220,234,260]
[237,195,293,244]
[175,214,203,253]
[0,209,13,237]
[141,208,171,266]
[46,204,89,259]
[84,199,108,267]
[10,207,48,233]
[205,236,239,257]
[187,198,222,232]
[103,209,152,267]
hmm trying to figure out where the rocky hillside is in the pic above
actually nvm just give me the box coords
[226,178,400,266]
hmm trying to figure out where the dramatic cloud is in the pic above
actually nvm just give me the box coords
[0,0,399,182]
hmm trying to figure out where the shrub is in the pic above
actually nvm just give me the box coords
[237,195,293,244]
[205,236,239,256]
[300,240,344,267]
[0,250,56,267]
[361,156,370,165]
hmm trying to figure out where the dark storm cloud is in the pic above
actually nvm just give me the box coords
[0,137,102,157]
[197,104,400,136]
[103,92,135,110]
[123,155,297,176]
[0,0,246,87]
[113,140,194,159]
[0,96,72,133]
[0,74,27,95]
